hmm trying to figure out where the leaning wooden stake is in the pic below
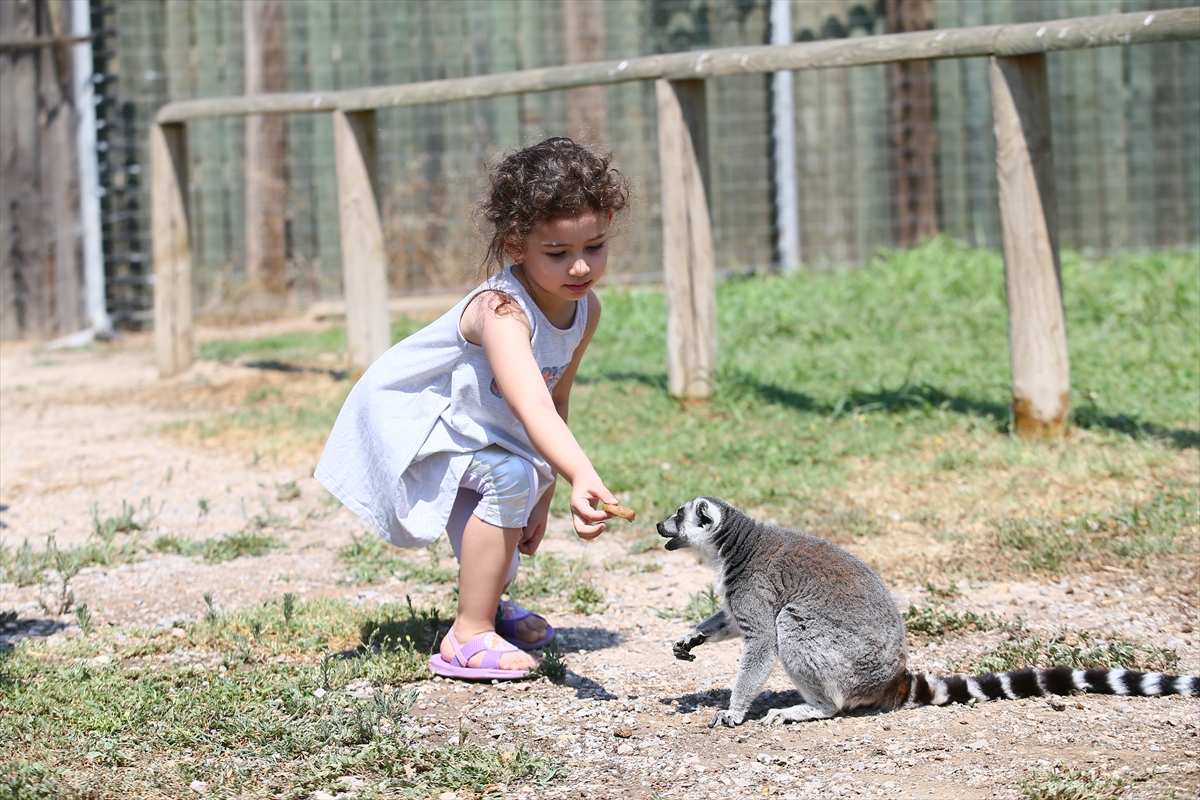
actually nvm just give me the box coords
[333,109,391,376]
[990,54,1070,437]
[151,122,194,378]
[656,78,716,400]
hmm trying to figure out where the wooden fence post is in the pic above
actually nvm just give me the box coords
[333,109,390,376]
[656,78,716,400]
[151,122,194,377]
[989,54,1070,437]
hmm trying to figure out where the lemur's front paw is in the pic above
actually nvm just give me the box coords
[709,710,744,728]
[672,630,706,661]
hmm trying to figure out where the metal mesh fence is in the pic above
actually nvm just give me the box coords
[99,0,1200,322]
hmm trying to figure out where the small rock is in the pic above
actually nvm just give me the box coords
[171,628,186,639]
[189,781,208,795]
[616,743,635,755]
[613,725,633,738]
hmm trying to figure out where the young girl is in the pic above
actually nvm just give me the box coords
[315,137,631,680]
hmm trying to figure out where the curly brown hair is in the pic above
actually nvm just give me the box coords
[479,137,631,273]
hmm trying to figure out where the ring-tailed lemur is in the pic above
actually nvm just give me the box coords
[657,496,1198,728]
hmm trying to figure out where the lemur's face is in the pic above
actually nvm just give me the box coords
[657,497,725,552]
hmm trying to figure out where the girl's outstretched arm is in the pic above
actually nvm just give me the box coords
[462,289,616,539]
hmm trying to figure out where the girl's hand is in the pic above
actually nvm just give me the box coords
[519,486,554,556]
[570,473,618,540]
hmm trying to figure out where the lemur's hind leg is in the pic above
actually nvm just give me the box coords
[673,609,740,662]
[762,701,839,726]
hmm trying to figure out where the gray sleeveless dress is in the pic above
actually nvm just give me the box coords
[314,266,588,548]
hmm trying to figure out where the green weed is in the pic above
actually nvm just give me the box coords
[568,241,1199,526]
[949,630,1179,675]
[683,584,722,623]
[530,640,568,680]
[201,533,280,563]
[336,532,456,586]
[1018,762,1125,800]
[275,480,302,501]
[627,534,664,554]
[569,584,607,615]
[992,487,1197,573]
[0,539,45,587]
[507,554,590,611]
[0,596,559,797]
[903,604,1013,642]
[91,497,158,540]
[922,580,962,598]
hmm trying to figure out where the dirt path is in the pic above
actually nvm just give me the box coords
[1,335,1197,800]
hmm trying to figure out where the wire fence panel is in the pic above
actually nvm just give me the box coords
[94,0,1200,323]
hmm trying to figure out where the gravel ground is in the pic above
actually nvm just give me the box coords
[1,335,1197,800]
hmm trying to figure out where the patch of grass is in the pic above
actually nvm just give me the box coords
[0,761,71,800]
[1018,763,1125,800]
[948,630,1180,675]
[151,532,281,563]
[245,384,282,404]
[0,539,47,587]
[0,593,567,797]
[336,532,456,586]
[922,580,962,598]
[275,480,302,501]
[92,497,159,540]
[197,327,350,365]
[507,554,590,611]
[201,533,281,563]
[626,534,664,554]
[2,498,160,589]
[187,242,1198,581]
[568,241,1198,527]
[569,584,607,615]
[992,486,1198,573]
[903,604,1013,643]
[993,518,1084,573]
[530,640,568,680]
[683,584,722,624]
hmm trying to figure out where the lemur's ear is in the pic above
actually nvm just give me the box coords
[696,499,713,528]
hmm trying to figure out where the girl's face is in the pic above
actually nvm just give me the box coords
[510,211,610,317]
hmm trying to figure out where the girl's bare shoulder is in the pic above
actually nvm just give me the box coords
[460,289,530,346]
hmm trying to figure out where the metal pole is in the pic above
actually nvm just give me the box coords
[770,0,801,272]
[72,0,110,334]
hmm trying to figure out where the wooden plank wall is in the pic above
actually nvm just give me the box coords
[0,0,88,340]
[89,0,1200,322]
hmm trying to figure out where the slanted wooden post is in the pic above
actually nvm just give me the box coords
[151,122,194,377]
[333,109,390,376]
[990,54,1070,437]
[656,79,716,400]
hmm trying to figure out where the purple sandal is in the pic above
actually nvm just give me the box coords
[428,629,531,681]
[496,599,555,651]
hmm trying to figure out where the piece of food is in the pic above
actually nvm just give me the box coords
[601,502,637,522]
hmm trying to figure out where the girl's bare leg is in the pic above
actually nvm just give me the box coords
[441,515,537,670]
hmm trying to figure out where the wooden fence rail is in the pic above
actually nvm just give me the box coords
[152,6,1200,437]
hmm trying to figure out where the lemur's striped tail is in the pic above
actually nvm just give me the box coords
[905,667,1199,707]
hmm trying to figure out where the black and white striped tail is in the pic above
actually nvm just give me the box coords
[907,667,1199,706]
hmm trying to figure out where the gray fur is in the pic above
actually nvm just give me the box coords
[657,496,1200,727]
[658,497,907,727]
